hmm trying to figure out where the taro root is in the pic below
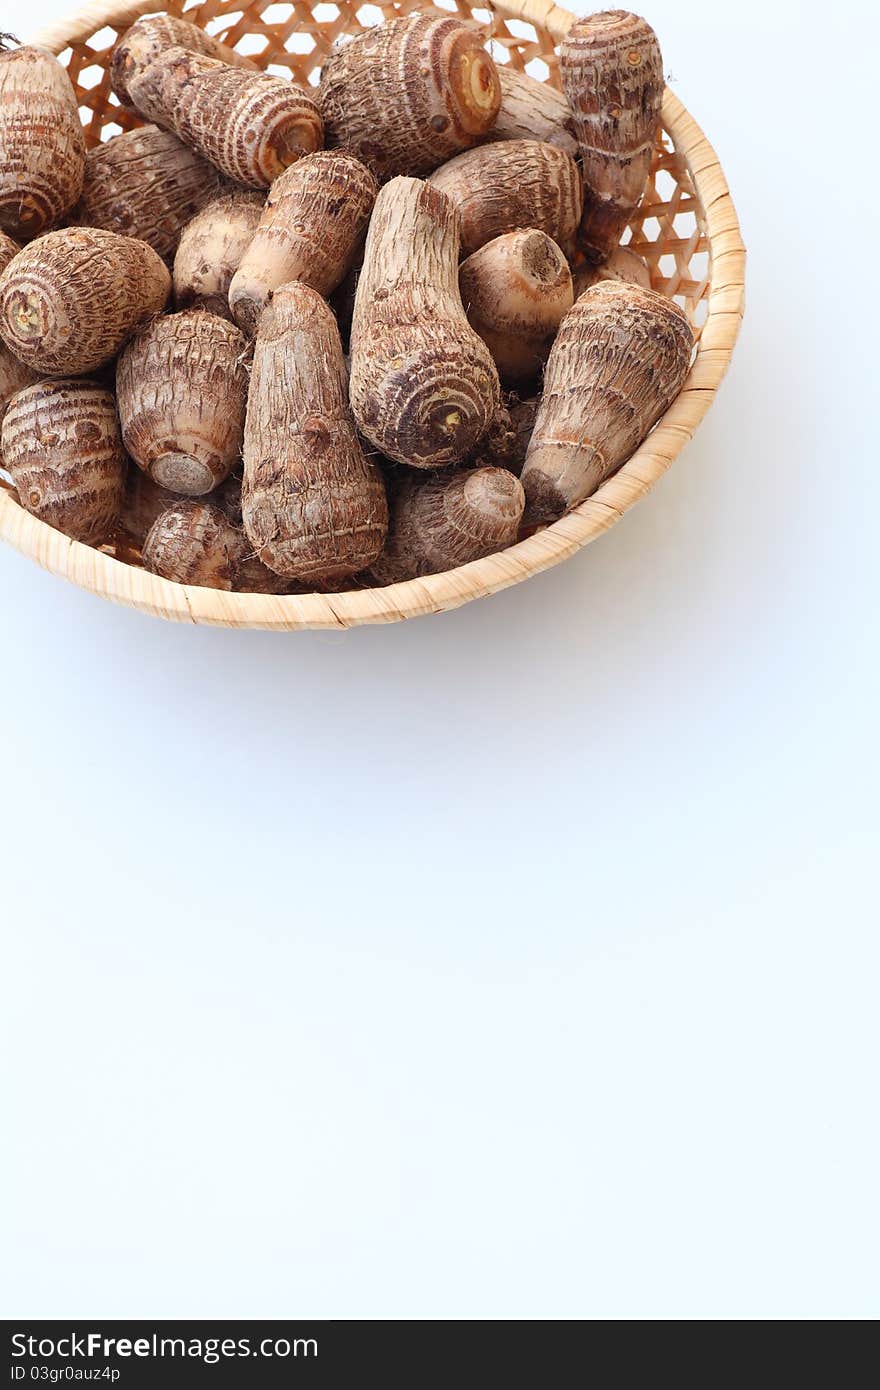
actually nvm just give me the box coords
[460,229,573,383]
[521,280,694,522]
[0,227,170,377]
[143,500,242,588]
[350,176,500,469]
[111,13,258,108]
[173,190,264,318]
[73,125,221,261]
[484,67,577,156]
[229,151,377,335]
[142,499,289,593]
[117,310,249,496]
[1,378,125,543]
[0,46,86,240]
[571,243,651,299]
[429,139,582,257]
[243,281,388,582]
[126,46,323,189]
[318,14,501,181]
[369,466,525,585]
[560,11,664,265]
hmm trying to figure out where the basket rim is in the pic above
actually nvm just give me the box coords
[1,0,746,631]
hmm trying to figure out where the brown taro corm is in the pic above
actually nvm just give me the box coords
[243,281,387,583]
[229,152,377,336]
[349,177,501,470]
[125,46,323,189]
[318,13,501,181]
[173,191,264,319]
[460,229,574,384]
[521,281,694,523]
[0,228,170,377]
[117,310,249,497]
[369,466,525,585]
[0,46,85,240]
[559,10,664,266]
[1,379,125,544]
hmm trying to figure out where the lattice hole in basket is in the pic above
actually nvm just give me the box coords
[226,31,272,54]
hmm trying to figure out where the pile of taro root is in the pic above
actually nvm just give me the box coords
[0,10,694,594]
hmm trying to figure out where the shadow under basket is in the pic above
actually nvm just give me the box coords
[0,0,745,630]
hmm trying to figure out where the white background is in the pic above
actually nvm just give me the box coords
[1,0,877,1321]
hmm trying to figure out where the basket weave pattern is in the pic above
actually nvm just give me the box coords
[0,0,745,629]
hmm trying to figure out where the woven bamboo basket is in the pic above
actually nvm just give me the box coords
[0,0,744,629]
